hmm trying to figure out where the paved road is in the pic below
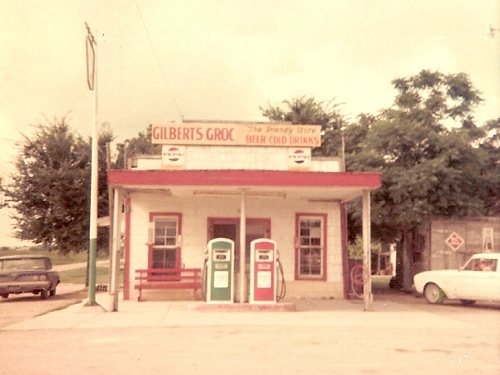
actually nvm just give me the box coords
[0,283,87,328]
[1,294,499,375]
[0,260,114,328]
[1,260,499,375]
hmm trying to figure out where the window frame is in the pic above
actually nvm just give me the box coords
[295,213,327,281]
[148,212,182,271]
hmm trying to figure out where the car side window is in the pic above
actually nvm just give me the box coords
[489,260,497,272]
[475,259,496,272]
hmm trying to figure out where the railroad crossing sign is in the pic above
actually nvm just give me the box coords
[445,232,464,251]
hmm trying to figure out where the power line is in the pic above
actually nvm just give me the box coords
[134,0,184,120]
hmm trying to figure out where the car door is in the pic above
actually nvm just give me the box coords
[455,258,499,301]
[482,259,500,301]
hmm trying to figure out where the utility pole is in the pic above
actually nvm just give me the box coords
[85,22,98,306]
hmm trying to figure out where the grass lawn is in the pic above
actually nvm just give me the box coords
[0,247,108,266]
[58,266,122,285]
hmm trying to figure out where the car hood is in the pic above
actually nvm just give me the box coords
[415,270,459,279]
[0,269,50,275]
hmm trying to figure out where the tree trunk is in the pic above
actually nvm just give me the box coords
[402,228,414,292]
[390,234,404,290]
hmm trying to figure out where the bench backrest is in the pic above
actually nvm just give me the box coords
[135,268,202,283]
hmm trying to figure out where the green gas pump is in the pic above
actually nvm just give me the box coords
[206,238,234,303]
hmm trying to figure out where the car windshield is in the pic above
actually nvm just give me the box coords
[0,258,48,271]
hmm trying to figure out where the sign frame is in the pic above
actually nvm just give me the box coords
[151,123,322,148]
[445,232,464,251]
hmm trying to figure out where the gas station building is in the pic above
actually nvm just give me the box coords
[107,122,381,303]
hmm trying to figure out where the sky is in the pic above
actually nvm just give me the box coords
[1,0,499,246]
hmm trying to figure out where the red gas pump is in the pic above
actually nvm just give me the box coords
[250,238,278,304]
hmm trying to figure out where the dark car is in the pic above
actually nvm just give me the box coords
[0,255,60,300]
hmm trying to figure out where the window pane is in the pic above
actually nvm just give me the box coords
[152,216,179,269]
[154,217,178,248]
[152,249,177,269]
[297,216,324,278]
[311,238,321,246]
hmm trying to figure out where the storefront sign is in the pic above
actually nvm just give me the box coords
[161,145,186,169]
[288,148,311,170]
[152,123,321,147]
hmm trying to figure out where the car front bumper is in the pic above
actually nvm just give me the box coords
[0,281,52,294]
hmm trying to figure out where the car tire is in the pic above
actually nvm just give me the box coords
[49,287,57,297]
[40,289,49,300]
[1,293,8,299]
[460,299,476,306]
[423,283,446,304]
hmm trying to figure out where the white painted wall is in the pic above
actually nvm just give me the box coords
[126,191,344,300]
[130,147,341,172]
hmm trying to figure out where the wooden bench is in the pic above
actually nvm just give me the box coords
[134,268,202,302]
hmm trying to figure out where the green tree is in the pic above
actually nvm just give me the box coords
[476,117,500,216]
[260,96,348,157]
[353,70,484,290]
[261,71,487,291]
[115,124,161,169]
[2,116,112,254]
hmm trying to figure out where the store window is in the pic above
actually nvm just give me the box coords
[149,213,181,270]
[295,214,326,280]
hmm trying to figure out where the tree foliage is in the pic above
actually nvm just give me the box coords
[261,70,491,289]
[476,117,500,216]
[347,70,485,289]
[115,125,161,169]
[357,71,484,240]
[2,116,112,254]
[260,96,348,157]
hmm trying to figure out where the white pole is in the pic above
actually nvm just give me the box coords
[109,188,122,311]
[86,24,98,306]
[239,189,246,303]
[362,190,373,311]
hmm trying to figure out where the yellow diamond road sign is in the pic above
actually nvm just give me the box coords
[445,232,464,251]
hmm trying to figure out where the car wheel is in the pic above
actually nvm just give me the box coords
[423,283,446,304]
[460,299,476,306]
[49,287,57,297]
[40,289,49,300]
[1,293,8,299]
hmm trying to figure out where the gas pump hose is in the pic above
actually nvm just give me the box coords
[201,258,208,301]
[276,259,286,301]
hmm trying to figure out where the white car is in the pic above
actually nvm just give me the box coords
[414,253,500,305]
